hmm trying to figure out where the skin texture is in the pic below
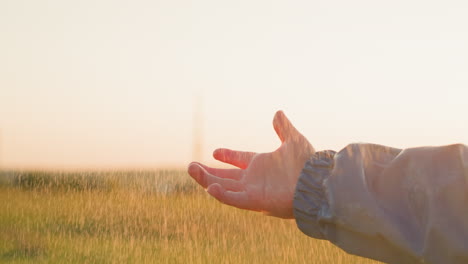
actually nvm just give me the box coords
[188,111,315,219]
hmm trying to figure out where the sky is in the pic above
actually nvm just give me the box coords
[1,0,467,169]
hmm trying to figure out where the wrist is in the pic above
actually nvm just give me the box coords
[293,150,336,239]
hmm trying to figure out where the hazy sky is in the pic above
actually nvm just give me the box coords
[1,0,467,169]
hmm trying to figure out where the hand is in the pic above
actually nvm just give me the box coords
[188,111,315,219]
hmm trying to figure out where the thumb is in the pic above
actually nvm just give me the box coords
[273,110,301,143]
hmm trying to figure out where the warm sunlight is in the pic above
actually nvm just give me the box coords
[1,0,467,169]
[1,1,468,264]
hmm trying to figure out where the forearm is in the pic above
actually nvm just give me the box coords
[294,143,468,264]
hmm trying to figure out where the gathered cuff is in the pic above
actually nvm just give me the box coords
[293,150,336,239]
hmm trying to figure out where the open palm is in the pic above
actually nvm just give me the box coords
[188,111,315,218]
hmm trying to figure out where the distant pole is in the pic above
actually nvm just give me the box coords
[192,93,203,162]
[0,129,2,171]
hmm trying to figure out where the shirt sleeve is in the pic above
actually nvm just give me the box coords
[293,143,468,264]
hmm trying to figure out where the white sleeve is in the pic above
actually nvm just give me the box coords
[293,143,468,264]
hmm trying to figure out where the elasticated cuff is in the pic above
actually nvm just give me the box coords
[293,150,336,239]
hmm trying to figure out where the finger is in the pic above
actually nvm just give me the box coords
[188,163,244,191]
[273,110,300,143]
[192,162,243,180]
[213,148,256,169]
[207,183,259,211]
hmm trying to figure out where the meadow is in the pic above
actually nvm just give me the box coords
[0,170,381,263]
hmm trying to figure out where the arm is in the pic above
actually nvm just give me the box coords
[296,143,468,264]
[188,111,468,264]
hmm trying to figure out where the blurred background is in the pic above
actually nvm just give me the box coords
[1,0,467,170]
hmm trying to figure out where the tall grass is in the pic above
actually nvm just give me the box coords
[0,170,381,263]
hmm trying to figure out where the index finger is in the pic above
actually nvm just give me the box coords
[213,148,256,169]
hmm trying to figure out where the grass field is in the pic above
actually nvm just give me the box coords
[0,170,381,263]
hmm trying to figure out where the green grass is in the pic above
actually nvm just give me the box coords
[0,170,381,263]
